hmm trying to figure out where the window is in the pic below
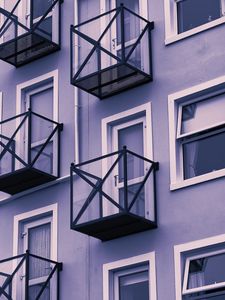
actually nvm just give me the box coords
[102,103,155,220]
[13,204,57,299]
[168,76,225,189]
[164,0,225,44]
[103,252,157,300]
[16,71,59,176]
[174,234,225,300]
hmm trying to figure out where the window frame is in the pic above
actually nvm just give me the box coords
[101,103,154,220]
[174,234,225,300]
[103,252,157,300]
[16,70,59,175]
[168,75,225,190]
[164,0,225,45]
[12,203,58,299]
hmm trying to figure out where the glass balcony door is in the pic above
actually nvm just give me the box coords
[24,83,54,174]
[112,117,148,217]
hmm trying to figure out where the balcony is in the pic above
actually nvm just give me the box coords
[0,109,63,195]
[70,147,159,241]
[0,250,62,299]
[70,5,154,99]
[0,0,63,67]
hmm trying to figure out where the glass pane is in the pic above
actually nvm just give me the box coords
[36,17,53,40]
[177,0,221,33]
[183,131,225,179]
[29,283,50,300]
[116,1,140,45]
[119,183,145,216]
[30,87,53,143]
[119,271,149,300]
[28,223,51,279]
[31,142,53,174]
[187,252,225,289]
[32,0,53,20]
[181,93,225,134]
[118,123,144,181]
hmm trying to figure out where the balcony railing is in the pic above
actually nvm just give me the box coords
[70,146,159,241]
[0,0,63,67]
[0,109,63,194]
[0,250,62,300]
[70,4,154,99]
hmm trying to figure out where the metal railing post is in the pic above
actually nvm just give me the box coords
[123,145,128,211]
[120,4,125,62]
[27,109,32,166]
[25,250,29,300]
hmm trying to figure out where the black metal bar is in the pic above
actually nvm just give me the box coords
[73,149,122,168]
[123,5,152,24]
[70,25,74,84]
[128,164,155,212]
[57,124,61,177]
[25,251,29,300]
[148,25,153,80]
[123,146,128,211]
[73,7,121,79]
[57,263,60,300]
[0,287,12,300]
[97,44,102,98]
[0,0,22,33]
[0,111,28,126]
[126,149,156,164]
[32,0,59,32]
[120,4,125,62]
[73,169,122,212]
[0,8,29,33]
[125,23,149,62]
[153,166,158,225]
[36,264,58,300]
[0,139,28,167]
[0,114,28,162]
[30,0,33,29]
[70,163,74,229]
[27,109,32,165]
[28,253,60,265]
[73,6,118,29]
[30,125,58,168]
[0,253,25,264]
[31,111,62,126]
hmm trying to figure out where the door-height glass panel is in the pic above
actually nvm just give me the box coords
[118,122,144,181]
[118,270,149,300]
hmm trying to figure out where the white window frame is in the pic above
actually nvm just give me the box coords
[12,203,58,299]
[103,252,157,300]
[101,103,154,219]
[164,0,225,45]
[174,233,225,300]
[16,70,59,173]
[168,75,225,190]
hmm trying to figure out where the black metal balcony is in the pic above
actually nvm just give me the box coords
[70,147,159,241]
[70,5,154,99]
[0,109,63,195]
[0,0,63,67]
[0,250,62,299]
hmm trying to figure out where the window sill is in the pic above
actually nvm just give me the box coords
[170,169,225,191]
[165,16,225,45]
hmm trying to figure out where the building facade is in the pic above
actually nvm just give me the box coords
[0,0,225,299]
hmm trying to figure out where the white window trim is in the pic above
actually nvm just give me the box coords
[174,233,225,300]
[103,252,157,300]
[164,0,225,45]
[168,74,225,190]
[15,70,59,171]
[101,103,154,218]
[12,203,58,299]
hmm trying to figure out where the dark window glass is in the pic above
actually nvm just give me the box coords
[119,271,149,300]
[183,130,225,179]
[177,0,221,33]
[32,0,53,20]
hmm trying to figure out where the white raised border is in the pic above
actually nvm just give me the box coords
[12,203,58,299]
[174,233,225,300]
[168,74,225,190]
[103,252,157,300]
[164,0,225,45]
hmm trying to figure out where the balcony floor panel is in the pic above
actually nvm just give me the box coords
[0,167,57,195]
[0,32,59,67]
[72,213,157,241]
[72,63,152,99]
